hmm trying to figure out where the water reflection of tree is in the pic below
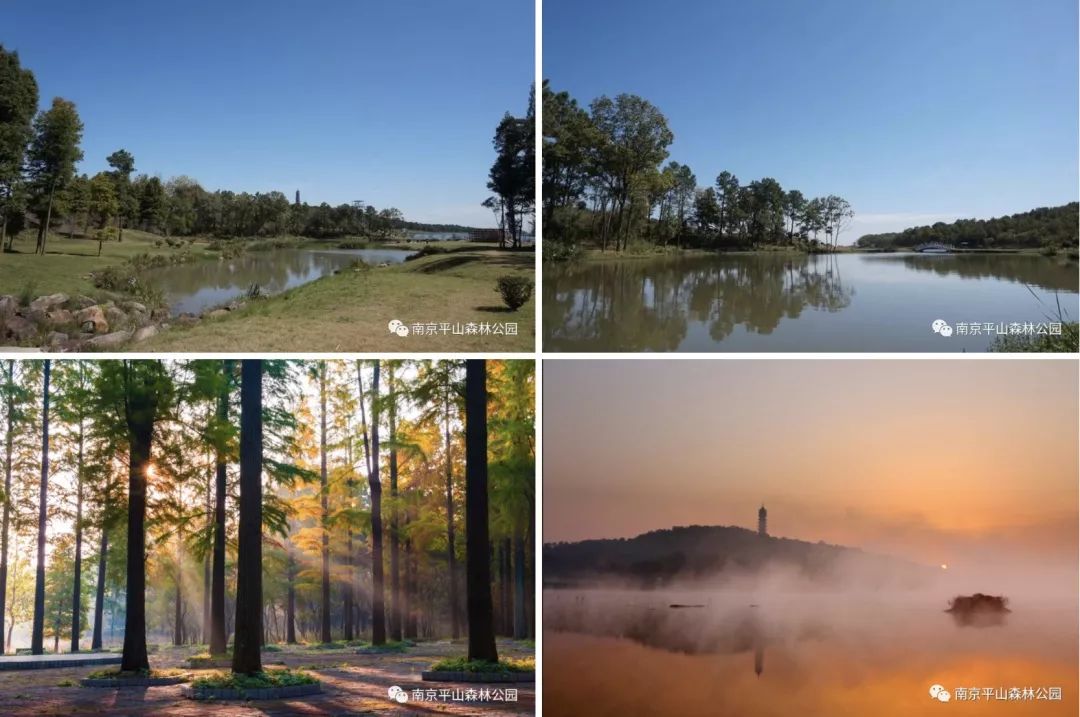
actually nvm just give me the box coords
[545,254,853,349]
[878,254,1080,292]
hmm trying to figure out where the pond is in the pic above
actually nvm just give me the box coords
[543,252,1080,352]
[147,247,414,315]
[544,588,1078,716]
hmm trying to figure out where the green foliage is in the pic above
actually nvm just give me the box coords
[857,204,1079,250]
[429,656,535,673]
[191,668,318,689]
[495,275,533,310]
[989,322,1079,352]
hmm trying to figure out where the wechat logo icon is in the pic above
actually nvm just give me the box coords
[931,319,953,337]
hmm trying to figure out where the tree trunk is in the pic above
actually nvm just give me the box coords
[465,360,497,662]
[286,539,296,644]
[388,365,401,642]
[71,413,84,652]
[513,534,526,639]
[209,360,230,655]
[231,360,263,675]
[173,539,183,646]
[120,401,152,672]
[0,362,13,654]
[37,182,55,255]
[91,528,107,650]
[367,361,386,645]
[30,359,50,655]
[444,388,460,639]
[319,364,331,644]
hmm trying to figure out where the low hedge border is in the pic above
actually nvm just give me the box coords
[181,683,322,700]
[421,670,535,683]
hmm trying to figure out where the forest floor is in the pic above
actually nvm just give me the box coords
[0,638,535,716]
[138,248,535,352]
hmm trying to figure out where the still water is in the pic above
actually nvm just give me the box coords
[544,589,1078,717]
[543,253,1080,351]
[147,248,413,315]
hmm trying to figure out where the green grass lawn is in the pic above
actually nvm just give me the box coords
[139,248,535,352]
[0,229,211,297]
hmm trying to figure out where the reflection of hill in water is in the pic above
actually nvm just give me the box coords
[544,525,932,589]
[872,254,1079,292]
[544,254,854,350]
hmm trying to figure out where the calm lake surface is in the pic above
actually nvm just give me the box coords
[544,588,1079,717]
[148,248,413,315]
[543,253,1080,351]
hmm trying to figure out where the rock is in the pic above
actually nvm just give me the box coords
[0,295,19,320]
[104,305,128,329]
[176,314,200,327]
[23,307,48,325]
[4,316,38,343]
[207,309,229,319]
[46,309,74,327]
[70,295,97,310]
[122,301,148,314]
[28,293,68,312]
[75,306,109,334]
[132,325,157,342]
[45,331,69,348]
[85,330,132,350]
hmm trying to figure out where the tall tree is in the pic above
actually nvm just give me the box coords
[465,360,497,662]
[208,360,232,655]
[29,359,49,655]
[26,98,83,255]
[365,361,386,645]
[387,363,402,642]
[95,360,172,672]
[317,363,331,644]
[105,149,135,242]
[0,46,39,251]
[231,360,263,674]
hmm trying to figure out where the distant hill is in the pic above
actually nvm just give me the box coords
[544,525,933,589]
[393,219,485,233]
[856,203,1078,250]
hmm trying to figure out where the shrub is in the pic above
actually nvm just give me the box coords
[429,656,535,674]
[495,275,533,310]
[191,668,317,690]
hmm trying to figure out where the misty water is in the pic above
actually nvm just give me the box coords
[147,247,413,315]
[543,252,1080,352]
[544,584,1078,717]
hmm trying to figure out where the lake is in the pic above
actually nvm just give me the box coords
[543,252,1080,351]
[147,247,414,315]
[544,588,1079,716]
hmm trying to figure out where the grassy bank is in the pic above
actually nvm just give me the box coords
[0,229,212,297]
[140,248,534,351]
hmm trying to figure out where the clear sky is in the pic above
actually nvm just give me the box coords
[1,0,533,227]
[544,0,1079,241]
[544,360,1079,568]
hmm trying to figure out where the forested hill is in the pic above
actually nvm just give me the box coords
[856,203,1079,250]
[393,219,485,233]
[544,525,932,588]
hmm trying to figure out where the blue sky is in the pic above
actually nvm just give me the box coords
[545,0,1078,241]
[2,0,533,227]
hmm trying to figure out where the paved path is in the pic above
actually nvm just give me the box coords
[0,640,534,715]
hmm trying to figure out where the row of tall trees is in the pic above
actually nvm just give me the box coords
[0,359,534,670]
[542,81,854,253]
[484,87,536,249]
[0,45,440,254]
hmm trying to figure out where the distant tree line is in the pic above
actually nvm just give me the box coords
[856,203,1079,251]
[0,45,498,255]
[542,81,853,256]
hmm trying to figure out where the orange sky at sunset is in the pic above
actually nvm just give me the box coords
[544,360,1078,567]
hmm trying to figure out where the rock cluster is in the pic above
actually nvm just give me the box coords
[1,292,162,351]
